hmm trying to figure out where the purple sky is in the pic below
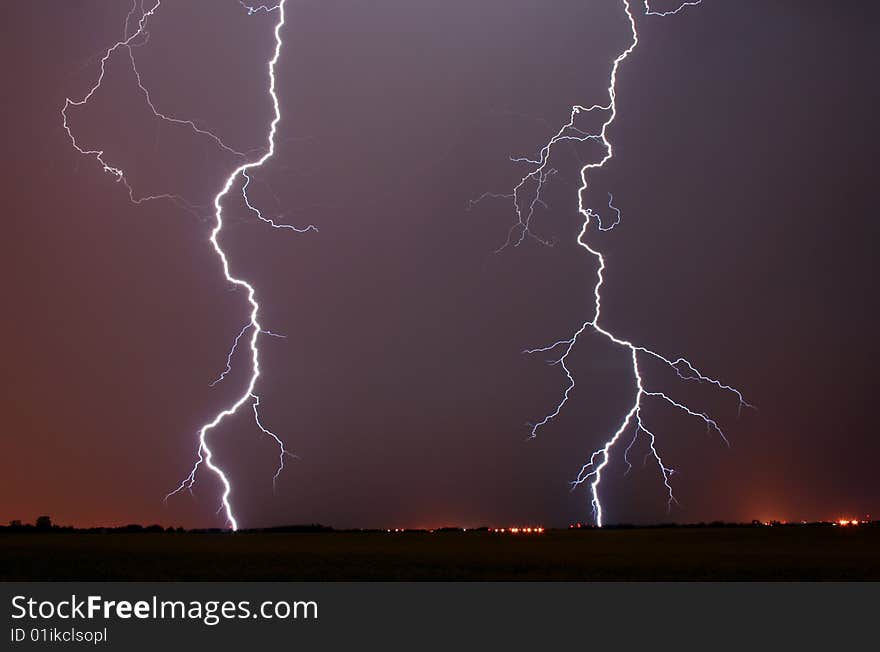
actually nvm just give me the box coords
[2,0,877,528]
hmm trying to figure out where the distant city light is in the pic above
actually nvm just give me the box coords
[836,518,862,527]
[490,526,544,534]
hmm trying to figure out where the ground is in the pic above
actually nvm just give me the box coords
[2,526,877,580]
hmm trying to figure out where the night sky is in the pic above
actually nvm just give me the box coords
[2,1,877,529]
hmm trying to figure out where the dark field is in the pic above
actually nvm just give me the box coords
[2,527,878,580]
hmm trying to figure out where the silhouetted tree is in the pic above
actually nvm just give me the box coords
[35,515,52,530]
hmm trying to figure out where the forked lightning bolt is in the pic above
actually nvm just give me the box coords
[475,0,752,526]
[62,0,304,530]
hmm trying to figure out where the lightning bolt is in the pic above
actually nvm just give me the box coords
[62,1,217,220]
[643,0,703,17]
[63,0,303,530]
[474,0,752,526]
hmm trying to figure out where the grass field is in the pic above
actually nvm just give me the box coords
[2,527,878,580]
